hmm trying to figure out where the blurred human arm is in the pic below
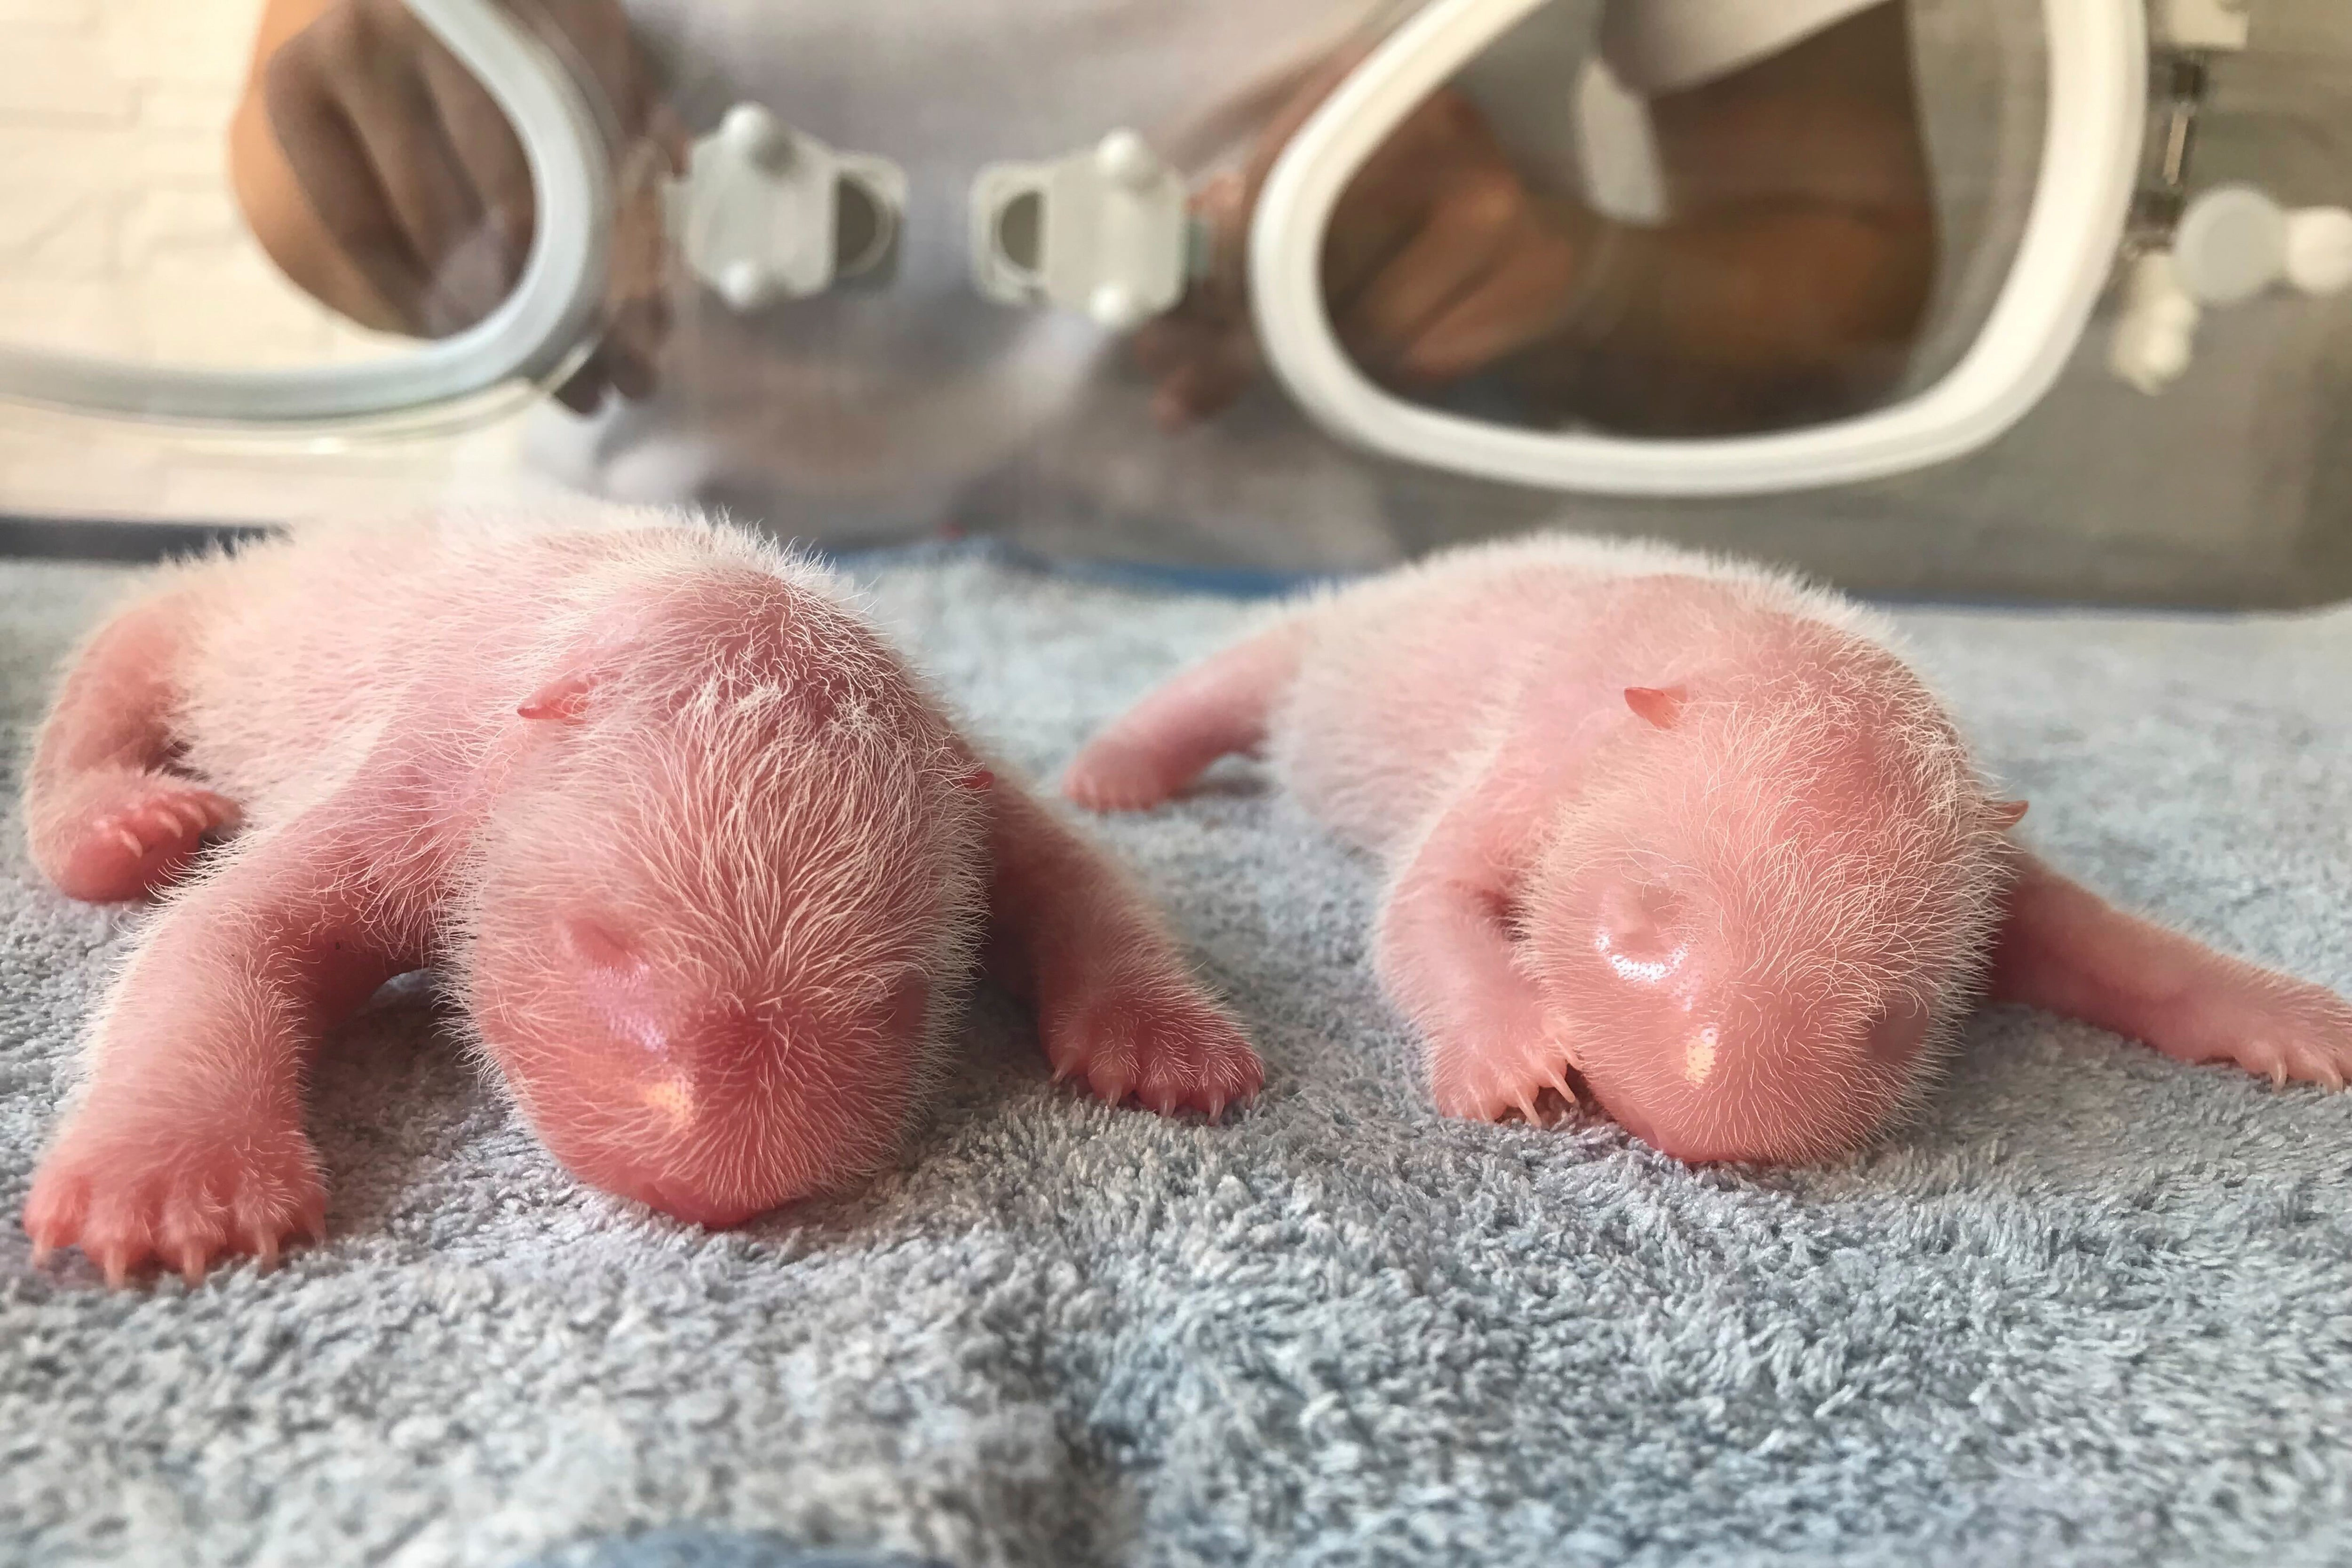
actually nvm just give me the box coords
[1139,1,1937,437]
[227,0,676,412]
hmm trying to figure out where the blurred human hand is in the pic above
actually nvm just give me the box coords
[1135,66,1594,430]
[1143,5,1938,438]
[230,0,682,412]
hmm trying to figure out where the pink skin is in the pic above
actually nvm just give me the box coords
[21,510,1260,1286]
[1066,535,2352,1163]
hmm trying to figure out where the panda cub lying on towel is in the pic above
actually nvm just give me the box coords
[19,506,1261,1285]
[1068,533,2352,1160]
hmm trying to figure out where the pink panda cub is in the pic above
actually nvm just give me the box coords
[21,506,1261,1285]
[1066,532,2352,1162]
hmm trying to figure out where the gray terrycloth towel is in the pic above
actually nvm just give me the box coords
[3,543,2350,1568]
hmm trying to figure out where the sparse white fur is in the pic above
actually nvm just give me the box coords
[1284,534,2010,1153]
[48,504,1000,1234]
[21,500,1279,1278]
[1263,530,1911,853]
[1069,528,2018,1160]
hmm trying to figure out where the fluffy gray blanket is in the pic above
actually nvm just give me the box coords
[4,545,2349,1568]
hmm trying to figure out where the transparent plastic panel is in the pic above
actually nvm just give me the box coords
[1305,0,2045,439]
[0,0,2346,609]
[0,0,656,524]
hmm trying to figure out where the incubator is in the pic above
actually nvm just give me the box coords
[0,0,2346,604]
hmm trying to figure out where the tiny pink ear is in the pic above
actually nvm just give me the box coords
[518,673,596,724]
[1624,685,1687,730]
[1991,798,2029,828]
[960,767,995,792]
[560,916,641,975]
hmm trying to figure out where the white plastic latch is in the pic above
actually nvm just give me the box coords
[2172,183,2286,305]
[969,130,1192,331]
[2110,251,2200,394]
[2112,183,2352,395]
[664,104,906,312]
[2145,0,2251,53]
[2282,206,2352,296]
[2174,185,2352,304]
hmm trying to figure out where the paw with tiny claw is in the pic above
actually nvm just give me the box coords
[23,1107,324,1287]
[1039,968,1264,1119]
[1426,1011,1586,1125]
[2188,973,2352,1093]
[30,767,241,903]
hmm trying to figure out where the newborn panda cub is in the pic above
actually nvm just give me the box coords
[21,507,1261,1285]
[1066,533,2352,1162]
